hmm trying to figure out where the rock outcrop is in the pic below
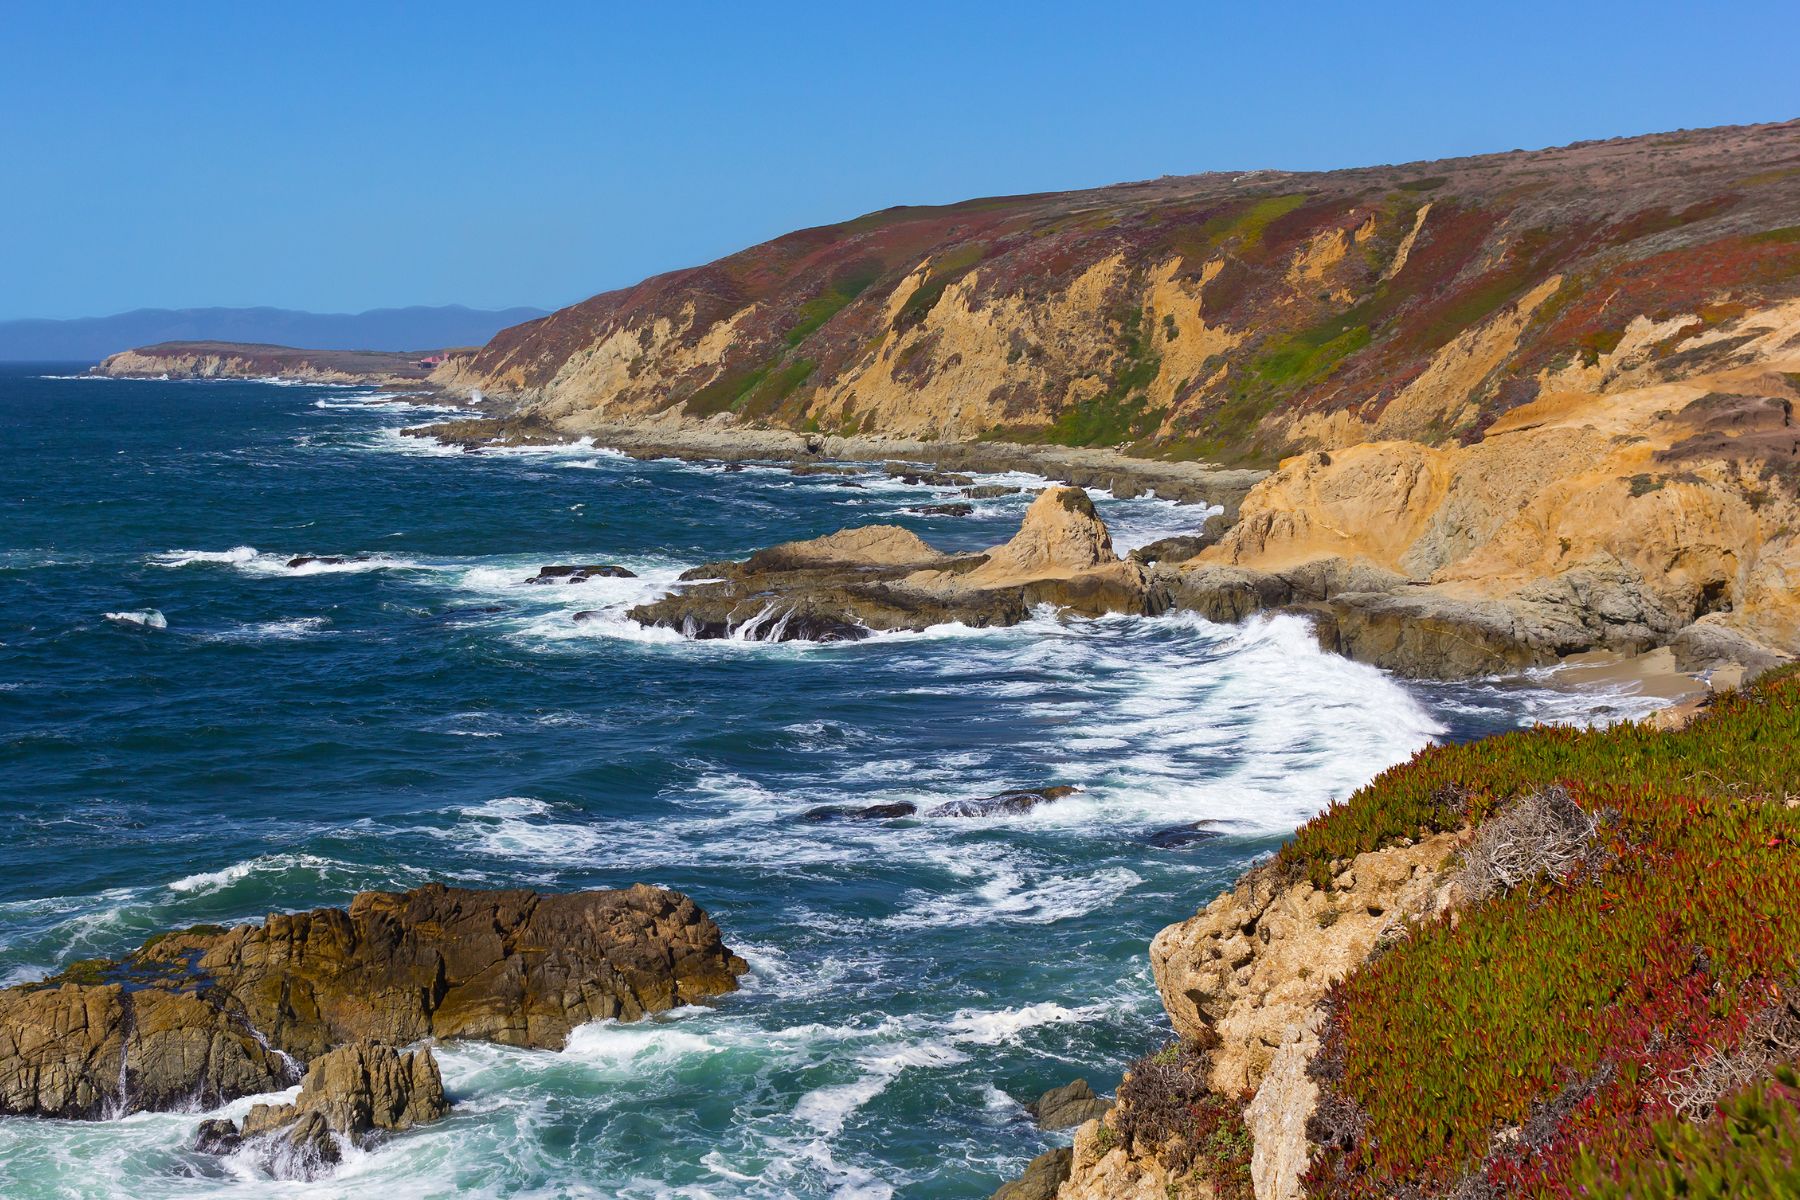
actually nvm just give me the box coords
[527,563,637,583]
[0,977,298,1119]
[1028,1079,1112,1130]
[630,487,1155,640]
[201,1040,450,1180]
[419,119,1800,678]
[1046,833,1466,1200]
[0,883,745,1120]
[926,786,1079,818]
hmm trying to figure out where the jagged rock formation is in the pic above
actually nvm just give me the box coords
[0,978,298,1119]
[630,486,1154,640]
[202,1040,450,1181]
[1041,833,1466,1200]
[0,883,745,1120]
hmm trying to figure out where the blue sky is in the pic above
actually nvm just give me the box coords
[5,1,1796,320]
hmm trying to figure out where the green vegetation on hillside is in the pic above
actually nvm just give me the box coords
[1037,306,1163,446]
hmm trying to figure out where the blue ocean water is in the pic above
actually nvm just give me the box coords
[0,367,1661,1198]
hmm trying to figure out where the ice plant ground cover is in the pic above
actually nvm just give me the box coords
[1263,667,1800,1195]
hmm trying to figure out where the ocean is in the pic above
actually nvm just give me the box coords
[0,366,1661,1198]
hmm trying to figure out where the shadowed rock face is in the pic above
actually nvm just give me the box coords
[629,487,1155,641]
[212,1040,450,1180]
[0,982,299,1119]
[0,883,746,1120]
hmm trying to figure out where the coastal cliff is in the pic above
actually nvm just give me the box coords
[1024,669,1800,1200]
[414,119,1800,678]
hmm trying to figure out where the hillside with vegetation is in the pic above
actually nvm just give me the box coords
[1038,667,1800,1199]
[426,120,1800,683]
[444,121,1800,465]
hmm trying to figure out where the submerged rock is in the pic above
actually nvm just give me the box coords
[885,464,975,488]
[926,786,1079,818]
[286,555,369,569]
[526,563,637,584]
[193,1118,243,1155]
[0,883,746,1120]
[1141,821,1224,849]
[907,503,974,517]
[962,485,1024,499]
[800,801,918,823]
[629,488,1153,642]
[1027,1078,1112,1129]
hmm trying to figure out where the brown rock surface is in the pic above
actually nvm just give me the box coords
[630,487,1154,641]
[217,1040,448,1180]
[0,979,296,1119]
[0,883,745,1120]
[993,1146,1074,1200]
[1027,1078,1111,1130]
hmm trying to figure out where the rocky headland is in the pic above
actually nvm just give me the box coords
[92,341,473,387]
[0,882,745,1177]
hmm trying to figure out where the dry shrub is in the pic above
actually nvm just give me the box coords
[1665,989,1800,1119]
[1113,1040,1253,1200]
[1457,784,1600,902]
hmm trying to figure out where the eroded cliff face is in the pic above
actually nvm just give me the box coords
[1189,296,1800,673]
[1052,834,1466,1200]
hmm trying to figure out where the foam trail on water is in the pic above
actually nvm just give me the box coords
[102,609,166,629]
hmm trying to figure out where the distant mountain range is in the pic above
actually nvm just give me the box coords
[0,305,549,362]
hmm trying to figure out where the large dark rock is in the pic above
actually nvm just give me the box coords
[962,485,1025,499]
[800,802,918,823]
[526,563,637,584]
[194,1118,244,1155]
[907,503,974,517]
[1141,821,1224,849]
[926,786,1079,818]
[0,884,746,1120]
[286,554,370,569]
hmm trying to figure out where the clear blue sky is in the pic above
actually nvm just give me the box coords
[5,1,1796,320]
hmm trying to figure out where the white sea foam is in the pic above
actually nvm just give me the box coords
[166,852,362,895]
[150,545,420,577]
[152,545,259,568]
[200,616,331,643]
[102,608,166,629]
